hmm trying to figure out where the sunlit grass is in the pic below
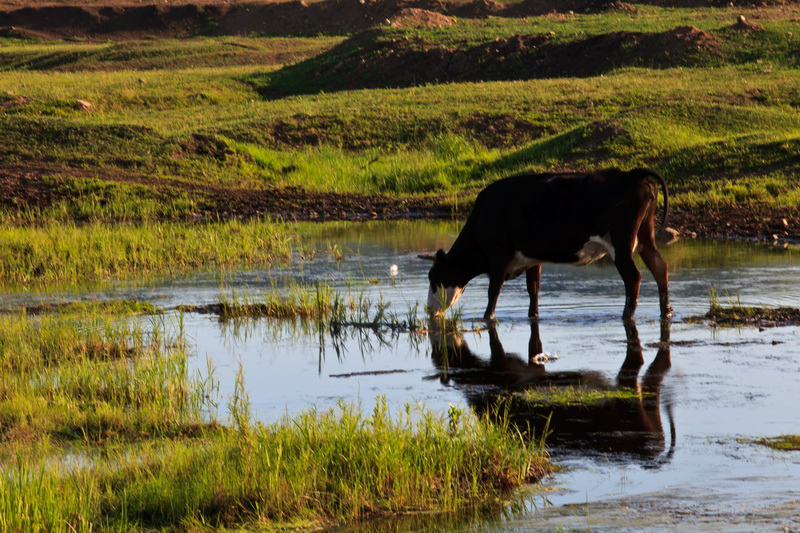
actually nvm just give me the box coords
[0,394,549,532]
[514,386,645,408]
[0,219,295,285]
[0,309,212,444]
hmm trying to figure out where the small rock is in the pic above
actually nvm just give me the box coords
[691,231,698,239]
[782,218,789,227]
[772,234,779,240]
[75,99,92,111]
[138,78,146,84]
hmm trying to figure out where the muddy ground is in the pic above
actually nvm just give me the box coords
[2,166,798,243]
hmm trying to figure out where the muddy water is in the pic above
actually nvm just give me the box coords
[9,221,800,531]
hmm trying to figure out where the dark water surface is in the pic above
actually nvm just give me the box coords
[8,221,800,531]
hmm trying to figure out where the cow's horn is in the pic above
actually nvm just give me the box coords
[417,253,436,261]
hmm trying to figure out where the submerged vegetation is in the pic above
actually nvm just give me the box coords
[692,288,800,327]
[755,435,800,451]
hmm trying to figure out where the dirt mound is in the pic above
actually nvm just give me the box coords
[271,26,720,94]
[731,14,764,30]
[388,7,454,27]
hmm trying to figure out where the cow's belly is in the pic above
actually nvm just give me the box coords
[506,250,542,280]
[570,234,632,265]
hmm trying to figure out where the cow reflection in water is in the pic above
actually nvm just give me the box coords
[430,321,674,464]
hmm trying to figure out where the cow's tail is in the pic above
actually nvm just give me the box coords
[635,168,669,231]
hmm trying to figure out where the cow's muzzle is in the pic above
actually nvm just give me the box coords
[427,284,464,315]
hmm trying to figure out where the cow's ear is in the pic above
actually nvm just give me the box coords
[435,249,447,264]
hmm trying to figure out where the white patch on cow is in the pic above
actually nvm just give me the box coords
[574,234,615,265]
[427,285,465,314]
[506,251,542,280]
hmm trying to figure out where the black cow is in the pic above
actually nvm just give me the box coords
[425,168,672,320]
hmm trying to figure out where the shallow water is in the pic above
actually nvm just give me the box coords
[7,221,800,531]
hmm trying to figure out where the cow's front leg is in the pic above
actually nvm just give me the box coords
[614,252,642,321]
[484,260,509,321]
[525,265,542,318]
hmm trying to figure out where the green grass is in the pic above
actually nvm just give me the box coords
[755,435,800,451]
[0,294,548,530]
[687,288,800,326]
[0,308,211,444]
[0,219,295,285]
[0,36,341,72]
[513,386,645,408]
[0,395,549,531]
[1,298,161,316]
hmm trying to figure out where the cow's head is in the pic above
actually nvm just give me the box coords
[424,249,466,315]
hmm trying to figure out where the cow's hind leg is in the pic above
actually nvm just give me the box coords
[525,264,542,318]
[639,231,673,319]
[612,234,642,321]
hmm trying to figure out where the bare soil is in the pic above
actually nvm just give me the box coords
[288,26,719,94]
[1,0,797,40]
[3,166,799,243]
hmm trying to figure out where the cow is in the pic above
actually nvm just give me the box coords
[424,168,673,321]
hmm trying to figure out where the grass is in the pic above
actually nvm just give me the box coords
[692,288,800,326]
[0,394,549,531]
[179,283,432,335]
[513,386,646,408]
[0,306,211,444]
[0,297,549,530]
[0,219,295,285]
[0,298,161,316]
[2,13,800,215]
[755,435,800,451]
